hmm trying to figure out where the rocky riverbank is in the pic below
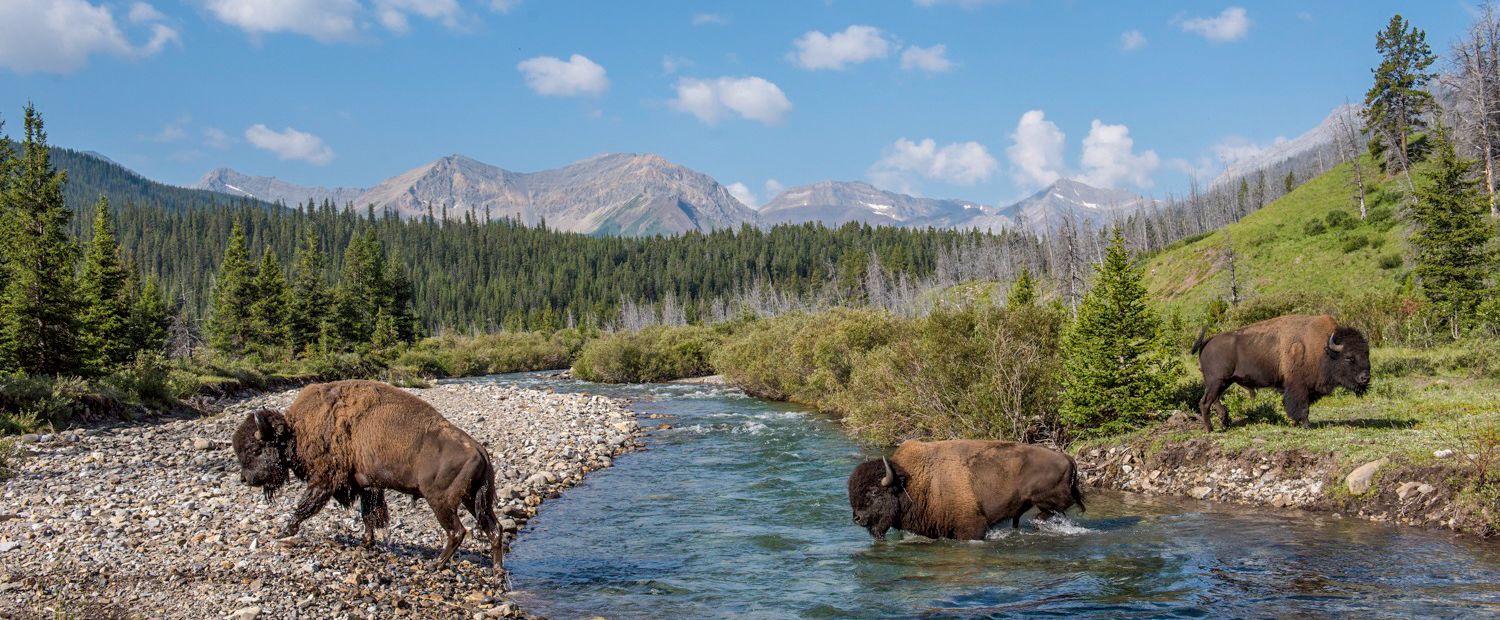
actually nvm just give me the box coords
[0,381,644,619]
[1075,417,1496,537]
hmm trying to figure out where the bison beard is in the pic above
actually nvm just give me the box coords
[230,381,505,578]
[1194,314,1372,431]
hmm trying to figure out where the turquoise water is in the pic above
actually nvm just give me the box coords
[469,374,1500,619]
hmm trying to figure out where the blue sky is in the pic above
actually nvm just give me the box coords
[0,1,1481,206]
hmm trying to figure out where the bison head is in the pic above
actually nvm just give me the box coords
[232,409,294,500]
[847,457,908,541]
[1324,327,1371,396]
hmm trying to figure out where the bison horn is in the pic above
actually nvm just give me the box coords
[880,457,895,487]
[1327,333,1345,354]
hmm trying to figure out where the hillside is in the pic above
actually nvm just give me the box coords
[1143,156,1408,321]
[38,148,284,214]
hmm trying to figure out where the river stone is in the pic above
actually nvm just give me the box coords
[1188,486,1213,500]
[229,606,261,620]
[1396,481,1422,500]
[1416,483,1435,495]
[1433,449,1455,458]
[1345,458,1389,495]
[192,438,213,451]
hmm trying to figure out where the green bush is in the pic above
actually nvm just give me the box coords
[1325,209,1354,229]
[1378,253,1403,269]
[1341,235,1371,253]
[1303,219,1327,236]
[711,308,900,404]
[0,373,90,434]
[572,325,719,383]
[392,331,576,378]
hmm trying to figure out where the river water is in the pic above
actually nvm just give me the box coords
[469,374,1500,619]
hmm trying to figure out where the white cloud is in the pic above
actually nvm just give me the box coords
[1006,110,1066,188]
[870,138,998,192]
[1078,120,1160,188]
[373,0,464,33]
[490,0,520,13]
[151,116,190,143]
[790,25,892,71]
[764,178,786,198]
[1120,30,1147,51]
[692,13,728,26]
[900,44,954,73]
[0,0,178,74]
[1177,7,1250,43]
[244,124,335,165]
[205,0,360,42]
[1210,135,1286,165]
[662,55,692,75]
[204,127,234,149]
[517,54,609,97]
[727,182,758,207]
[671,76,792,125]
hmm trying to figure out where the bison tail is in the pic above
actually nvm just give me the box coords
[1069,457,1086,513]
[1190,326,1210,356]
[472,455,505,577]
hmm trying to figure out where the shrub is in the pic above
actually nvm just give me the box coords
[572,325,719,383]
[1378,253,1403,269]
[711,308,900,404]
[1325,209,1354,229]
[1303,219,1327,236]
[392,331,574,378]
[1341,235,1371,253]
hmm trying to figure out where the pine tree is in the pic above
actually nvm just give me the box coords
[1412,129,1495,338]
[207,221,257,355]
[130,276,171,356]
[1059,229,1182,438]
[1283,170,1296,194]
[249,249,290,351]
[382,253,419,344]
[0,105,81,375]
[1008,269,1037,306]
[1363,14,1437,173]
[331,229,388,348]
[287,229,329,354]
[77,196,133,372]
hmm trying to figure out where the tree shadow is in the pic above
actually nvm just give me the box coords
[1311,418,1418,430]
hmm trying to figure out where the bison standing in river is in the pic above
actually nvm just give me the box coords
[232,380,505,576]
[1193,314,1371,431]
[847,440,1084,541]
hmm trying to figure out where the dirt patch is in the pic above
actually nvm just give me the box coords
[1075,418,1497,537]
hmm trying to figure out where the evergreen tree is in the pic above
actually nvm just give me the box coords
[1059,229,1182,438]
[1363,14,1436,172]
[0,105,81,375]
[77,196,133,371]
[1283,170,1296,194]
[1008,269,1037,306]
[331,229,388,348]
[249,249,290,351]
[1412,129,1495,338]
[382,254,419,344]
[207,221,257,355]
[130,276,171,356]
[287,229,329,354]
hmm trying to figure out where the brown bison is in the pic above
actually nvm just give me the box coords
[847,440,1084,541]
[1193,314,1370,431]
[232,380,504,575]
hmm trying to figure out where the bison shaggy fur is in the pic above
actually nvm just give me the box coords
[231,380,504,575]
[847,440,1084,541]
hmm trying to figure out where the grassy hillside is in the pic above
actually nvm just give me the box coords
[1144,157,1409,324]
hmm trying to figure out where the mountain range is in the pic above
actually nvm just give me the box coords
[192,154,1156,236]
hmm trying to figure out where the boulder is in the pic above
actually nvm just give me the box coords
[1344,458,1388,495]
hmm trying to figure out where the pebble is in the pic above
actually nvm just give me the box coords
[1433,449,1454,459]
[0,381,643,618]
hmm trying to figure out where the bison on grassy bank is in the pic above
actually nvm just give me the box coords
[847,440,1084,541]
[232,380,504,576]
[1193,314,1371,431]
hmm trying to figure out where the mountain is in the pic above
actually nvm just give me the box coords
[1211,104,1354,189]
[758,180,1005,230]
[26,147,284,214]
[195,167,364,207]
[999,178,1156,231]
[194,153,760,236]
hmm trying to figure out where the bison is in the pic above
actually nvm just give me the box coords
[232,380,504,576]
[847,440,1084,541]
[1193,314,1371,431]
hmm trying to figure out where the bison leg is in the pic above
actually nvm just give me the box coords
[359,489,389,549]
[1199,376,1232,431]
[280,486,334,538]
[427,498,467,571]
[1283,390,1311,428]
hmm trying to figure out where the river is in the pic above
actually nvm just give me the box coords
[464,373,1500,619]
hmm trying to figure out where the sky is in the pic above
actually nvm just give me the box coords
[0,1,1483,207]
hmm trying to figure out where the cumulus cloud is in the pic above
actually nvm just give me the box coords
[671,76,792,125]
[244,124,335,165]
[869,138,998,192]
[490,0,520,13]
[727,182,758,207]
[517,54,609,97]
[1006,110,1066,188]
[204,127,234,149]
[790,25,892,70]
[373,0,464,33]
[1078,120,1160,188]
[205,0,359,42]
[1120,30,1147,51]
[764,178,786,198]
[1210,135,1285,165]
[0,0,178,74]
[1177,7,1250,43]
[900,44,954,73]
[692,13,728,26]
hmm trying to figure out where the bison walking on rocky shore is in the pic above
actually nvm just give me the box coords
[1193,314,1371,431]
[847,440,1084,541]
[232,380,505,576]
